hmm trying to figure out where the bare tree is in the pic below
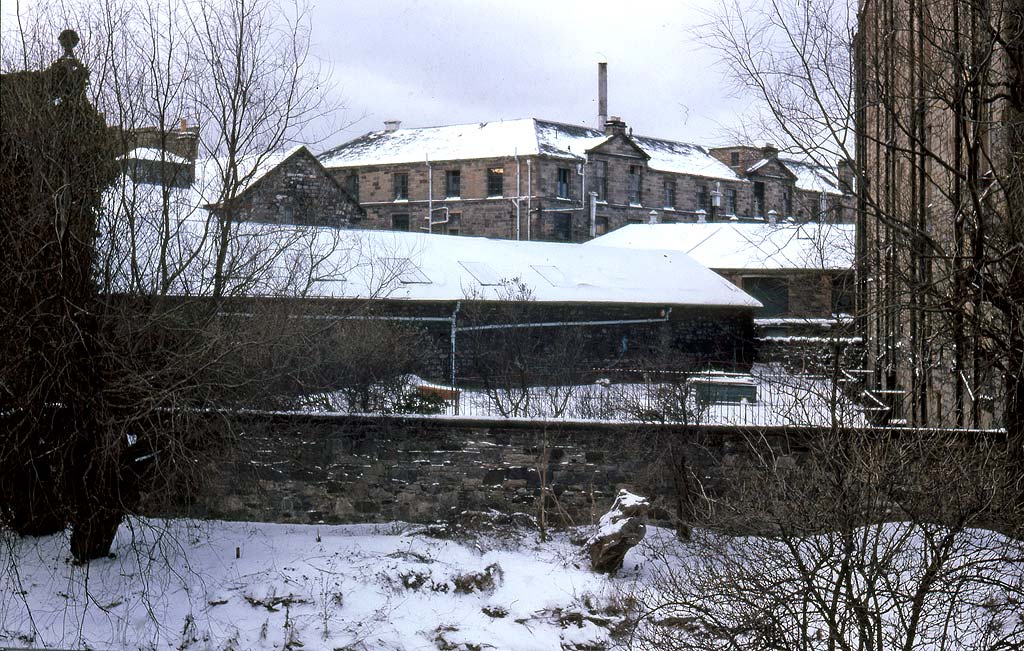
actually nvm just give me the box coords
[0,0,368,562]
[699,0,1024,506]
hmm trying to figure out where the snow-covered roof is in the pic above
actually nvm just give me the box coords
[780,158,844,195]
[586,223,855,271]
[320,119,740,181]
[120,147,190,165]
[192,145,309,206]
[298,229,760,307]
[632,136,741,180]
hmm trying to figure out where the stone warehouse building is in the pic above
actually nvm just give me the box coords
[319,118,854,243]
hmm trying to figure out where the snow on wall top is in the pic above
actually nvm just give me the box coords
[319,119,740,181]
[120,147,191,165]
[780,158,843,195]
[587,223,855,271]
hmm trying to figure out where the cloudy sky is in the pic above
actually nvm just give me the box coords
[1,0,758,149]
[313,0,755,148]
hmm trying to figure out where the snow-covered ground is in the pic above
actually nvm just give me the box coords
[4,518,1017,650]
[1,518,631,651]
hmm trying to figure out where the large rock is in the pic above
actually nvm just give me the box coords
[585,489,649,574]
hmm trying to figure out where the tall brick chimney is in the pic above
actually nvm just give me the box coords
[604,116,627,137]
[597,61,608,130]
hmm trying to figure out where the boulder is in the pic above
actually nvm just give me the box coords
[585,489,649,574]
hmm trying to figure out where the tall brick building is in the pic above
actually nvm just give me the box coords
[320,92,854,243]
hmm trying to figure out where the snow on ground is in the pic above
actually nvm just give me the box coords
[3,519,1019,650]
[0,519,632,651]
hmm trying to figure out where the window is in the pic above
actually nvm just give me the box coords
[592,160,608,200]
[726,188,738,214]
[744,276,789,317]
[783,187,793,215]
[445,169,461,198]
[487,167,504,197]
[556,167,571,199]
[627,165,642,204]
[663,179,676,208]
[550,213,572,241]
[595,215,609,235]
[393,173,408,200]
[458,260,502,285]
[754,181,765,216]
[831,273,854,314]
[391,213,410,231]
[445,213,461,236]
[696,184,708,211]
[345,172,359,201]
[730,151,740,166]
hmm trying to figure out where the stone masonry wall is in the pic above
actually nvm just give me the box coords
[234,151,363,228]
[186,414,816,528]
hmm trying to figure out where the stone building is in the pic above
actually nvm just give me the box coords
[319,117,854,243]
[118,137,364,228]
[319,62,854,243]
[856,0,1022,428]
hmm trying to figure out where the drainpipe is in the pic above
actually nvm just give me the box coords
[450,301,461,412]
[589,191,598,238]
[578,159,587,239]
[526,159,533,240]
[426,154,433,233]
[515,150,521,240]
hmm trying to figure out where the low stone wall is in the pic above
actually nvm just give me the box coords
[186,413,815,527]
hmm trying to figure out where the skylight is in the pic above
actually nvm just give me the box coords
[458,261,503,286]
[530,264,573,288]
[381,257,431,284]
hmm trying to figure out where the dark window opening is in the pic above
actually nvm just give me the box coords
[556,167,571,199]
[445,170,461,198]
[345,172,359,201]
[627,165,642,204]
[443,212,461,236]
[592,160,608,200]
[831,273,854,315]
[726,188,738,214]
[595,215,609,236]
[663,179,676,208]
[753,181,765,216]
[392,213,410,231]
[487,167,504,197]
[697,184,708,211]
[393,172,408,200]
[550,212,572,241]
[730,151,740,166]
[744,276,789,317]
[783,187,793,215]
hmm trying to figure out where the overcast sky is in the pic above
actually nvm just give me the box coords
[314,0,755,148]
[1,0,758,150]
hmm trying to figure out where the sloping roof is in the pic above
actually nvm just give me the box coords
[586,223,855,271]
[780,158,844,195]
[319,119,741,181]
[193,144,309,206]
[299,230,761,307]
[632,136,741,180]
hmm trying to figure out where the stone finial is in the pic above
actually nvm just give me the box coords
[58,29,80,57]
